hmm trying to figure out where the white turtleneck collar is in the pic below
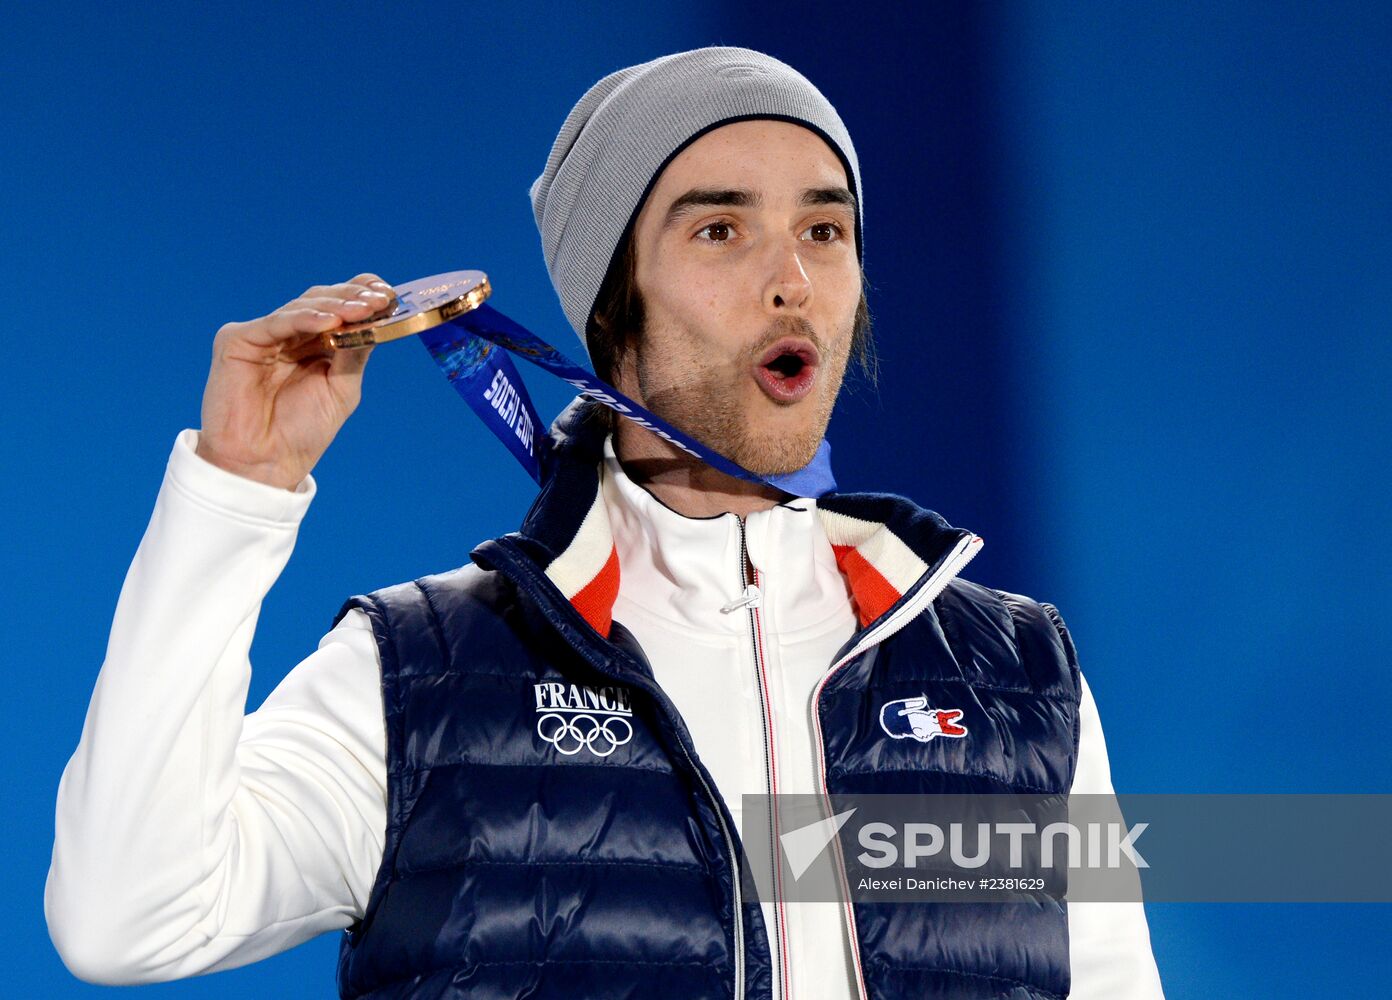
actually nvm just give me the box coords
[600,434,856,640]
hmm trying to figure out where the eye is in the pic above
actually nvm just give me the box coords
[694,221,736,243]
[801,221,845,243]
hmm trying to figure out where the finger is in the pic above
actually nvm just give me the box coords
[328,339,374,379]
[261,308,343,350]
[286,294,392,319]
[348,272,395,295]
[301,283,394,306]
[221,312,341,365]
[329,276,398,303]
[220,307,343,349]
[297,278,396,304]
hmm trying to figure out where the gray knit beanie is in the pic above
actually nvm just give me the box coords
[529,46,863,355]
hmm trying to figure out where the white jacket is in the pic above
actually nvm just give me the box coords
[46,429,1165,997]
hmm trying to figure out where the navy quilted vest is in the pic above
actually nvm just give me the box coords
[333,399,1081,999]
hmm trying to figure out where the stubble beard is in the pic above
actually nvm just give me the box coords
[633,315,852,476]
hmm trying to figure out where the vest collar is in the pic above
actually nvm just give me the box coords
[474,397,982,639]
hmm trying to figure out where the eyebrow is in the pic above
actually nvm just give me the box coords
[660,185,857,230]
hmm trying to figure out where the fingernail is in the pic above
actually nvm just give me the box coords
[356,288,388,301]
[369,281,393,292]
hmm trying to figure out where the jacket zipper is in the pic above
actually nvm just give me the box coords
[736,516,789,1000]
[810,532,984,1000]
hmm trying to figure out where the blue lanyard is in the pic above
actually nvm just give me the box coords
[417,301,837,497]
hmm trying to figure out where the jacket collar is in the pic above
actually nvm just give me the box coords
[473,397,981,639]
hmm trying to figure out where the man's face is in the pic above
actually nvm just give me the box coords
[618,119,861,475]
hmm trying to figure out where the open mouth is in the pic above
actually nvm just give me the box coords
[753,338,820,403]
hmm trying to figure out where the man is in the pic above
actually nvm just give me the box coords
[46,47,1164,999]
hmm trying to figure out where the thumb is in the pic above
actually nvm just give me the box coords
[328,341,375,379]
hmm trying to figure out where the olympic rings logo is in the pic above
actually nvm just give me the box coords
[535,712,634,758]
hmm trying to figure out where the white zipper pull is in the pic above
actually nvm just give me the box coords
[720,583,762,614]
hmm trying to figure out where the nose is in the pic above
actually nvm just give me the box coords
[764,240,812,313]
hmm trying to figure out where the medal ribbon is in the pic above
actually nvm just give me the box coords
[417,302,837,497]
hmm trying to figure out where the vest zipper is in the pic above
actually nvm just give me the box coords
[737,517,791,1000]
[480,539,746,1000]
[809,532,984,1000]
[674,729,745,999]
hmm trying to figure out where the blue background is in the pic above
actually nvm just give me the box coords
[4,1,1387,995]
